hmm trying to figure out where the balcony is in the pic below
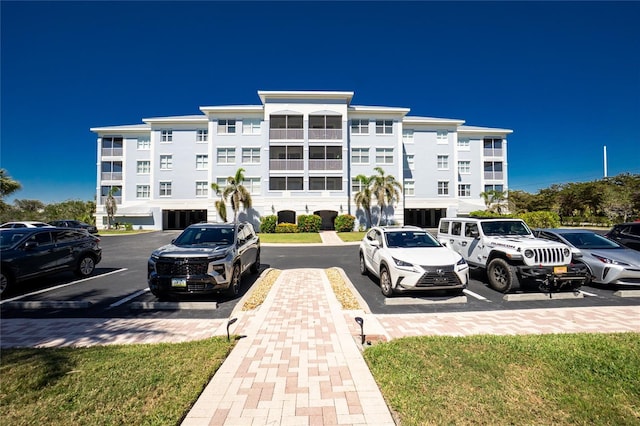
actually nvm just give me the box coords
[100,196,122,204]
[484,171,504,180]
[269,159,304,171]
[308,129,342,140]
[269,129,304,140]
[308,159,342,171]
[101,172,123,181]
[483,148,503,157]
[102,148,123,157]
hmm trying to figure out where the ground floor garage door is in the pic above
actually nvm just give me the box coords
[314,210,338,230]
[404,208,447,228]
[162,210,207,230]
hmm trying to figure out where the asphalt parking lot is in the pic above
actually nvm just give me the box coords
[1,231,639,320]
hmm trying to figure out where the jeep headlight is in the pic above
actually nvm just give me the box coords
[563,248,570,257]
[524,249,534,258]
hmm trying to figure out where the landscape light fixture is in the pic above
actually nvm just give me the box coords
[354,316,365,344]
[226,317,237,341]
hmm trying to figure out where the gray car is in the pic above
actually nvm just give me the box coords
[534,228,640,286]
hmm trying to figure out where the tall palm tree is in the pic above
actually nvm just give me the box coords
[371,167,402,226]
[353,174,374,229]
[223,168,252,223]
[480,189,508,214]
[210,182,228,222]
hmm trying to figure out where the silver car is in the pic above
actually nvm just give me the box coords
[534,228,640,286]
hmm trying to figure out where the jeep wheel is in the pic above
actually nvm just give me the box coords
[227,264,241,297]
[74,255,96,277]
[380,266,394,297]
[487,258,518,293]
[250,251,260,274]
[359,252,368,275]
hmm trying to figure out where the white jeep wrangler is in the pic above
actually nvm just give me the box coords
[437,218,588,293]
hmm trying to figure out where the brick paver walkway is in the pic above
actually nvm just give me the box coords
[182,268,395,426]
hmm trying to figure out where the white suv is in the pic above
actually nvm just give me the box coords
[437,218,588,293]
[359,226,469,297]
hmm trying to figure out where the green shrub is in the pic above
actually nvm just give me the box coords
[275,222,299,233]
[260,215,277,233]
[297,214,322,233]
[334,214,356,232]
[517,211,561,228]
[123,222,133,231]
[469,210,515,218]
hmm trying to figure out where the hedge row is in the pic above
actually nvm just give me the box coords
[259,214,356,233]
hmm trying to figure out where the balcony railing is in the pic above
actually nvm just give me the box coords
[269,159,304,170]
[308,129,342,140]
[269,129,304,140]
[308,159,342,171]
[483,148,503,157]
[100,196,122,204]
[102,148,123,156]
[101,172,123,181]
[484,171,504,180]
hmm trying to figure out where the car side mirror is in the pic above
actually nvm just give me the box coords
[24,241,37,250]
[369,239,380,247]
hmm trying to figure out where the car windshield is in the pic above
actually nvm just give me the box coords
[481,221,532,236]
[385,230,440,248]
[173,226,235,246]
[562,232,622,249]
[0,230,27,249]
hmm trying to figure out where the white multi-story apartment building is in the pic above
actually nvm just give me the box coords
[91,90,512,231]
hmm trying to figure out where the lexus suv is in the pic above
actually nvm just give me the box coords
[1,227,102,295]
[148,222,260,299]
[359,225,469,297]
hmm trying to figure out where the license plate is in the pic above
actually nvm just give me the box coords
[171,278,187,288]
[554,266,567,274]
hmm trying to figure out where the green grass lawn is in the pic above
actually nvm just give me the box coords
[2,333,638,425]
[337,231,366,242]
[258,232,322,243]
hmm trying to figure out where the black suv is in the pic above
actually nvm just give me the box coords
[49,219,98,234]
[148,222,260,299]
[605,222,640,251]
[0,228,102,295]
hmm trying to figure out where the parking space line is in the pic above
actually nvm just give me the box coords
[463,289,490,301]
[108,288,150,308]
[0,268,128,305]
[579,290,598,297]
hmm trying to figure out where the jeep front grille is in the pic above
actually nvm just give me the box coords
[532,248,565,264]
[156,258,208,276]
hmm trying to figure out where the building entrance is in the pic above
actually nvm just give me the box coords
[404,208,447,228]
[162,210,207,230]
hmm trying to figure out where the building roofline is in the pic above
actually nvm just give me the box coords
[142,115,207,124]
[90,124,150,133]
[258,90,354,105]
[349,105,411,116]
[403,116,465,125]
[200,105,264,114]
[459,125,513,134]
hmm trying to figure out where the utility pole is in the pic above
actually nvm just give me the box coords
[603,145,608,178]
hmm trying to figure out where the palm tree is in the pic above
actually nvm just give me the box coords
[210,182,228,222]
[371,167,402,226]
[104,187,118,229]
[480,189,508,214]
[353,174,374,229]
[223,168,252,223]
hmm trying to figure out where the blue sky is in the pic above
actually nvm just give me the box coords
[1,1,638,204]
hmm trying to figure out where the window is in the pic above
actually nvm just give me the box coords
[243,119,261,135]
[196,129,208,142]
[484,161,504,180]
[351,119,369,135]
[159,182,172,197]
[269,177,303,191]
[137,160,150,174]
[159,155,173,170]
[451,221,462,236]
[242,177,261,195]
[196,154,208,170]
[437,130,448,144]
[402,129,414,143]
[309,177,342,191]
[439,220,450,234]
[352,178,364,193]
[351,148,369,164]
[405,154,415,170]
[458,184,471,197]
[242,147,261,164]
[457,137,470,150]
[136,185,150,198]
[484,184,504,192]
[161,130,172,142]
[217,119,236,134]
[195,181,208,197]
[102,137,123,156]
[437,155,449,170]
[458,160,470,174]
[376,148,394,164]
[404,179,415,196]
[438,181,449,196]
[484,138,503,156]
[217,148,236,164]
[375,120,393,135]
[137,138,150,150]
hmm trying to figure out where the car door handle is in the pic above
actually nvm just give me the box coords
[461,241,467,247]
[449,239,454,244]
